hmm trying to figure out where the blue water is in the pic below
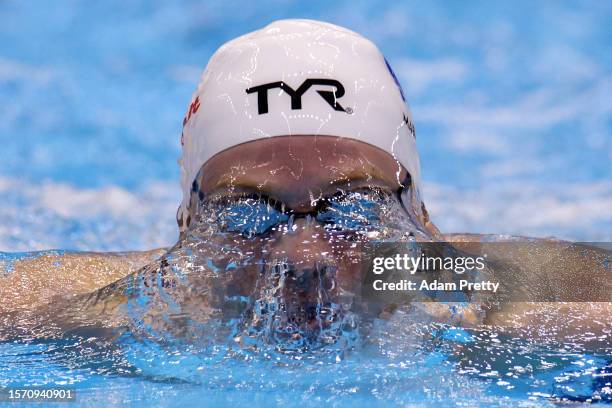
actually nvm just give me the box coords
[1,321,610,406]
[1,1,611,406]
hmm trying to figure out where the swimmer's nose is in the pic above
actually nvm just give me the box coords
[266,216,363,293]
[268,216,332,266]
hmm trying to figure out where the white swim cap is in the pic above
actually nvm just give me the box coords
[178,19,421,231]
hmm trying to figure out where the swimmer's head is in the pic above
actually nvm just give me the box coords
[177,19,435,237]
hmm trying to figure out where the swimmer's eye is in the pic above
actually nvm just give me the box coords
[216,194,289,237]
[212,188,392,236]
[315,188,389,232]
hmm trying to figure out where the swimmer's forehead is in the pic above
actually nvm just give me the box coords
[196,136,409,208]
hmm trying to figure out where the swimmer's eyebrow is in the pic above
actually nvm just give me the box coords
[203,184,277,202]
[326,166,409,190]
[204,171,400,199]
[211,175,396,196]
[327,176,397,192]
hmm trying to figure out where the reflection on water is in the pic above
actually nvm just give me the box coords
[0,190,610,405]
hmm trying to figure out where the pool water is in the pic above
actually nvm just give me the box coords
[1,319,610,406]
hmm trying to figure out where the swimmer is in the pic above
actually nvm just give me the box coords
[1,19,609,345]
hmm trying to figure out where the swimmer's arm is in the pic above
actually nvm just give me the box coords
[0,249,167,314]
[444,233,611,345]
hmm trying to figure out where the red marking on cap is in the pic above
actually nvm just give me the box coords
[182,96,201,128]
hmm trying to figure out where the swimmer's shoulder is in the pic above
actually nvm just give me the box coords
[0,248,167,313]
[444,232,607,290]
[445,233,610,346]
[443,232,555,242]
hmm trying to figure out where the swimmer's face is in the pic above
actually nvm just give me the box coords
[187,136,424,274]
[173,136,435,348]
